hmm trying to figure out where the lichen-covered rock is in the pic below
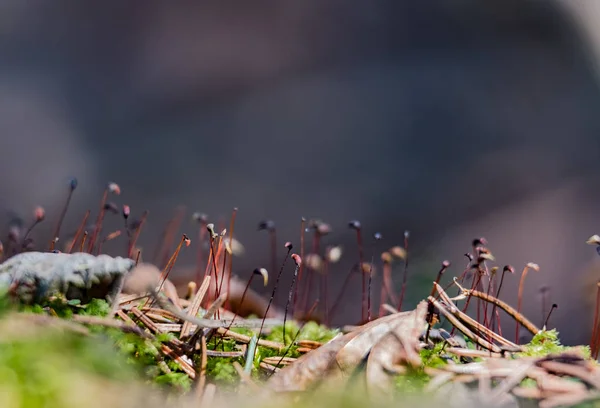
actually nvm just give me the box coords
[0,252,135,303]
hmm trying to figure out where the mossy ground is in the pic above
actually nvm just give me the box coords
[0,289,596,408]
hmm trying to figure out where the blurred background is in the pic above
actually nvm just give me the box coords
[1,0,600,345]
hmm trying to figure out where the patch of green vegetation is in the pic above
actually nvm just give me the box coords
[419,342,453,368]
[266,321,339,344]
[0,313,139,408]
[1,292,195,392]
[391,342,452,394]
[394,367,430,393]
[518,329,592,359]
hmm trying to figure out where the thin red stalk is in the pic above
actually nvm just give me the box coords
[79,231,88,253]
[450,267,481,337]
[96,230,121,255]
[543,303,557,329]
[367,262,373,322]
[223,208,238,309]
[202,233,218,281]
[483,272,496,328]
[379,260,390,318]
[155,207,185,268]
[268,298,318,380]
[429,262,450,299]
[328,263,358,324]
[210,236,225,301]
[321,258,329,323]
[302,267,315,318]
[258,247,292,339]
[144,234,189,309]
[219,268,265,348]
[516,264,538,344]
[483,273,497,343]
[270,230,277,286]
[283,252,301,344]
[52,181,77,244]
[157,234,189,292]
[293,218,306,318]
[396,232,409,312]
[301,229,321,316]
[87,189,108,253]
[195,219,208,285]
[490,267,513,336]
[128,210,148,258]
[591,283,600,356]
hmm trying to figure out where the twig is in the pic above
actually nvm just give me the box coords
[150,288,284,329]
[195,334,208,399]
[427,296,501,353]
[433,282,521,350]
[452,278,540,335]
[216,327,286,351]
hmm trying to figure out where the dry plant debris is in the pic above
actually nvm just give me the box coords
[2,181,600,408]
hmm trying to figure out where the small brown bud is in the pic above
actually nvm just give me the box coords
[291,253,302,266]
[108,182,121,195]
[34,206,45,222]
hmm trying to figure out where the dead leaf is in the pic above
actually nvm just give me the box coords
[365,302,427,395]
[267,301,428,392]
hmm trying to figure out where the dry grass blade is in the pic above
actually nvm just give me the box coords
[539,360,600,389]
[181,275,211,339]
[161,344,196,379]
[203,293,227,319]
[262,356,296,366]
[154,323,181,332]
[446,347,503,359]
[216,327,286,351]
[526,366,587,394]
[150,288,283,329]
[194,334,208,399]
[296,339,322,349]
[488,360,534,401]
[540,391,600,408]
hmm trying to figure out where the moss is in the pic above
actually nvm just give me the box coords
[518,329,592,359]
[266,321,339,344]
[0,314,139,408]
[393,367,430,393]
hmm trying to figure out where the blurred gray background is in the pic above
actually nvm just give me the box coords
[2,0,600,345]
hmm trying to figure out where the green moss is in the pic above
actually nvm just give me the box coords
[419,342,454,368]
[266,321,339,344]
[518,329,591,359]
[206,357,242,385]
[394,367,430,393]
[0,315,138,408]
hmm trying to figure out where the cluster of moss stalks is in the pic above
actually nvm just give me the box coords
[0,288,592,408]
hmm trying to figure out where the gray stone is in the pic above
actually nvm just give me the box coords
[0,252,135,303]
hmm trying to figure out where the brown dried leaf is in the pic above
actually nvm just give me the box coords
[365,304,428,396]
[267,301,428,392]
